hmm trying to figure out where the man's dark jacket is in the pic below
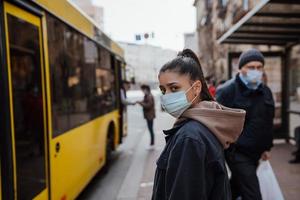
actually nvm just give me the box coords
[151,120,231,200]
[216,74,275,160]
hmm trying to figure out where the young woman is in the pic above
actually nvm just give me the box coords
[152,49,246,200]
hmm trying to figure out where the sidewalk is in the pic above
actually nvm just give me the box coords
[117,101,174,200]
[270,142,300,200]
[137,112,173,200]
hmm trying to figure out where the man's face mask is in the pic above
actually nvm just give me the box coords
[241,69,263,89]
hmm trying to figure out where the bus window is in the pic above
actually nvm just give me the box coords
[95,67,116,115]
[46,14,69,137]
[47,14,118,137]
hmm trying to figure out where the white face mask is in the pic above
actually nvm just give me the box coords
[160,84,198,118]
[245,70,263,84]
[240,70,263,90]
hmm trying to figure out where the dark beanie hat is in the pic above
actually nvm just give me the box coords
[238,49,264,69]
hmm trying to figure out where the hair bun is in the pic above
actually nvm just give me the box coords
[178,49,194,57]
[178,49,201,66]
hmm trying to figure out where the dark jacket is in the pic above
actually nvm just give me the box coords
[216,74,275,160]
[140,93,155,120]
[152,120,231,200]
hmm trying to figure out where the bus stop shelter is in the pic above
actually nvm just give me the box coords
[217,0,300,140]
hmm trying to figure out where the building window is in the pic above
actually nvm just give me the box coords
[200,16,207,26]
[218,0,227,8]
[217,0,228,18]
[243,0,249,10]
[205,0,213,10]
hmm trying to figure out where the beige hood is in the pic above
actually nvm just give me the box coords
[179,101,246,149]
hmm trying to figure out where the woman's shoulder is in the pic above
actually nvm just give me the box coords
[176,120,209,142]
[176,120,223,151]
[162,120,224,164]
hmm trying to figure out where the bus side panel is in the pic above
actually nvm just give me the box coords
[50,110,119,200]
[35,0,94,37]
[33,190,48,200]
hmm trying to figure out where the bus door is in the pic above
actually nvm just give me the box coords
[0,164,2,200]
[3,2,49,199]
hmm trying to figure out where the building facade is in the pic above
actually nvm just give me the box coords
[194,0,278,80]
[119,42,177,89]
[184,32,200,59]
[194,0,300,139]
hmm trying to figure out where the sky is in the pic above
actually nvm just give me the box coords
[92,0,196,51]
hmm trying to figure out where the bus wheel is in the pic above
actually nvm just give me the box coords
[104,124,114,171]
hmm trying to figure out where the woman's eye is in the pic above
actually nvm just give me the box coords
[170,87,178,92]
[160,89,166,95]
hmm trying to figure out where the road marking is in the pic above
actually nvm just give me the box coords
[140,182,154,188]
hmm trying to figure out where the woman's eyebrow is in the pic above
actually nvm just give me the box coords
[166,82,179,87]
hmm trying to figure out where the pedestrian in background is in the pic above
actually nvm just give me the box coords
[205,76,216,98]
[152,49,246,200]
[216,49,275,200]
[290,126,300,163]
[137,84,155,148]
[216,79,227,91]
[121,80,135,106]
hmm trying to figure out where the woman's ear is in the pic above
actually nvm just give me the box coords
[194,80,202,96]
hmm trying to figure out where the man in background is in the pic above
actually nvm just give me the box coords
[137,84,155,148]
[216,49,275,200]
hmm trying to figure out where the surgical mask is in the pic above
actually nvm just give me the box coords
[161,85,197,118]
[240,70,263,89]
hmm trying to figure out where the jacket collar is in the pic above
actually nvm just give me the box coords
[163,119,188,141]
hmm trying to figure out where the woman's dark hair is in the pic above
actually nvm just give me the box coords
[159,49,213,101]
[141,84,151,92]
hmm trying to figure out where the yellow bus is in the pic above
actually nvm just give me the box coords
[0,0,127,199]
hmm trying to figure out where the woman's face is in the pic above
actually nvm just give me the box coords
[158,70,202,104]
